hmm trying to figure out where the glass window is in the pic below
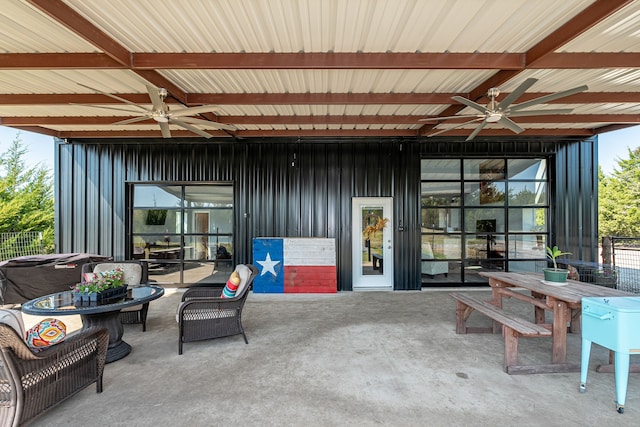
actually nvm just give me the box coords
[464,159,505,180]
[420,157,548,286]
[508,208,546,232]
[464,181,506,206]
[508,159,547,180]
[508,182,547,206]
[133,185,182,208]
[129,183,234,285]
[421,159,460,180]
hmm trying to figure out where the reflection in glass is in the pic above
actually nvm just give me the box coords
[464,159,505,180]
[421,159,461,180]
[132,209,182,234]
[508,159,546,180]
[134,185,182,207]
[464,181,505,206]
[184,185,233,208]
[421,208,461,233]
[507,235,546,258]
[508,208,546,232]
[421,182,461,206]
[508,182,546,205]
[362,207,384,276]
[464,209,504,233]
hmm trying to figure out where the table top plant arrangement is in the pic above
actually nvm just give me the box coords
[544,245,572,283]
[72,268,127,303]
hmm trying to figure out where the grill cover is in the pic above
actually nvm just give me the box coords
[0,253,112,304]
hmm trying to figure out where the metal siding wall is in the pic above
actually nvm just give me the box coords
[555,137,598,262]
[56,137,597,291]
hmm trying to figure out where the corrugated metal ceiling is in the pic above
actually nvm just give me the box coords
[0,0,638,140]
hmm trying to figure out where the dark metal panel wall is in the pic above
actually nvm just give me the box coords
[554,136,599,262]
[56,137,422,291]
[55,136,597,290]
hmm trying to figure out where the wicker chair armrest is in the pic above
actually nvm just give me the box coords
[32,327,109,360]
[182,287,223,301]
[178,296,244,314]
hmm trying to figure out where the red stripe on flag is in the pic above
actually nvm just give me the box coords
[284,266,336,293]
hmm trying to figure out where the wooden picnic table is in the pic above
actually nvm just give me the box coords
[478,271,635,374]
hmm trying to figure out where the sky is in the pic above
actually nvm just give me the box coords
[0,124,639,175]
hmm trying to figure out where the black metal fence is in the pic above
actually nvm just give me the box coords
[606,237,640,293]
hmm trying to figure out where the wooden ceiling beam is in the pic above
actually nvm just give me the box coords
[1,52,639,70]
[2,91,639,105]
[27,0,188,104]
[526,0,634,66]
[3,114,639,127]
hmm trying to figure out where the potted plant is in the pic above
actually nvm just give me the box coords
[544,245,572,283]
[72,268,127,303]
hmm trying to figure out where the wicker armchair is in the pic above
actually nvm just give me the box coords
[177,264,258,355]
[82,261,151,331]
[0,323,108,426]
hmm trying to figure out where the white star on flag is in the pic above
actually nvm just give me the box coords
[257,252,280,277]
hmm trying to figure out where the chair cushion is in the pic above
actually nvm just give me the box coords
[221,271,241,298]
[0,308,25,337]
[25,318,67,351]
[94,263,142,286]
[233,264,253,297]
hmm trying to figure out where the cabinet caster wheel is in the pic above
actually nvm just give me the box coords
[616,404,624,414]
[579,383,586,393]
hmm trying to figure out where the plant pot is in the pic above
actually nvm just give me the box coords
[74,284,128,305]
[543,268,569,283]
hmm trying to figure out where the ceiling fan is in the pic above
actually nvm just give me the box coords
[76,83,236,138]
[420,78,588,141]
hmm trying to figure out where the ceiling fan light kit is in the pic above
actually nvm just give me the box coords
[421,78,588,141]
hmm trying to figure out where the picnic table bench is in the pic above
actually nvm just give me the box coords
[450,292,552,374]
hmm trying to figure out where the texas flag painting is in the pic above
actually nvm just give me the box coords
[253,238,337,293]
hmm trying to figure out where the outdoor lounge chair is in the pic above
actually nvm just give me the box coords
[177,264,258,354]
[0,310,108,426]
[82,260,152,331]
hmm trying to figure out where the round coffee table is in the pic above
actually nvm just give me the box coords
[21,285,164,363]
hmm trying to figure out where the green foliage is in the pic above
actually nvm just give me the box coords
[0,134,54,252]
[599,147,640,237]
[546,245,571,269]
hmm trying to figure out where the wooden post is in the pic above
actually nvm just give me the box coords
[602,236,612,265]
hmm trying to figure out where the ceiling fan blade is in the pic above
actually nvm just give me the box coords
[508,108,574,117]
[77,83,148,112]
[498,117,524,134]
[510,85,588,111]
[171,105,220,118]
[113,116,150,125]
[452,96,487,114]
[426,118,482,137]
[177,116,237,131]
[419,114,480,122]
[146,84,165,111]
[172,119,214,139]
[497,78,538,110]
[159,122,171,138]
[466,120,488,141]
[70,103,149,115]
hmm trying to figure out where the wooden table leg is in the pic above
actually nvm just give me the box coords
[550,297,570,364]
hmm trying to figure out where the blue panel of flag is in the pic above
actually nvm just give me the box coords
[252,238,284,293]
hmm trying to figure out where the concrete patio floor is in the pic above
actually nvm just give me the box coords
[24,288,639,426]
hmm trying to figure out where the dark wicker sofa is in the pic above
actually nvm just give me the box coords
[0,324,109,426]
[177,264,258,354]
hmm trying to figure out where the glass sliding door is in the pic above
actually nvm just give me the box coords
[129,183,233,285]
[420,158,548,286]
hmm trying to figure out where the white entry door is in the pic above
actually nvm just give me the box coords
[352,197,393,290]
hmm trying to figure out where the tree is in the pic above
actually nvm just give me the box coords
[0,134,54,253]
[599,147,640,237]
